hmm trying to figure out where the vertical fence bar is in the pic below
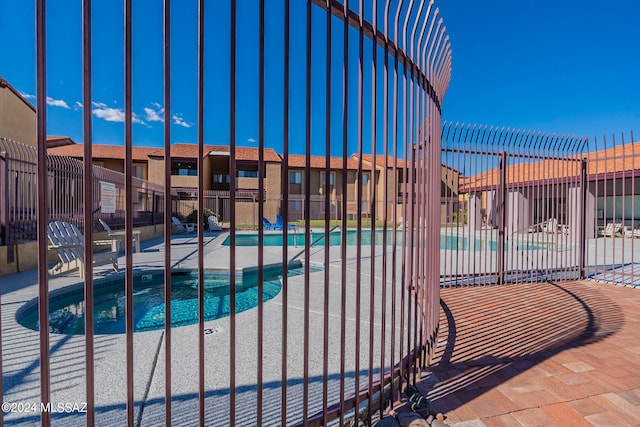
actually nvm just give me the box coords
[303,1,312,423]
[612,135,619,282]
[36,0,52,424]
[162,0,172,423]
[381,0,392,406]
[322,1,332,423]
[469,125,477,283]
[229,1,237,423]
[124,0,135,424]
[580,158,588,279]
[402,0,416,386]
[281,0,290,424]
[482,128,490,284]
[339,1,349,423]
[497,150,506,285]
[257,0,265,424]
[631,131,636,284]
[590,136,598,281]
[196,0,205,424]
[367,0,378,419]
[81,0,96,423]
[394,0,407,393]
[354,0,364,415]
[603,135,610,281]
[409,0,423,378]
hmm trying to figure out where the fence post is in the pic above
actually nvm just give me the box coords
[579,158,587,280]
[0,152,15,264]
[497,150,507,285]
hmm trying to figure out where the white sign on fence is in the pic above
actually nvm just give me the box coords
[100,181,116,214]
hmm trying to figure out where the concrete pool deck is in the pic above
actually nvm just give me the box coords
[1,229,639,425]
[1,231,410,426]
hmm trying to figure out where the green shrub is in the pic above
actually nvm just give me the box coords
[186,208,217,226]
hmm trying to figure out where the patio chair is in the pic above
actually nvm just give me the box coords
[541,218,558,234]
[208,215,223,231]
[275,214,297,231]
[263,217,274,230]
[98,218,141,253]
[47,221,118,278]
[171,216,196,233]
[272,215,285,231]
[602,222,623,237]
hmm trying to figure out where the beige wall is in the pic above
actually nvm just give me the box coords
[237,177,259,190]
[0,86,36,146]
[147,157,164,186]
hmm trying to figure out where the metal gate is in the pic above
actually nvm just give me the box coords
[440,124,588,287]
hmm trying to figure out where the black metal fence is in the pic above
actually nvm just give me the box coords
[0,137,168,248]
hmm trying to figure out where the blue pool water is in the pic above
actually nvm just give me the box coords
[17,268,296,335]
[226,230,392,247]
[224,230,546,251]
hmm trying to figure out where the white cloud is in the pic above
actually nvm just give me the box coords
[172,114,191,128]
[144,104,164,122]
[20,92,36,100]
[92,101,108,108]
[247,137,256,143]
[93,105,143,124]
[46,97,70,109]
[74,101,83,110]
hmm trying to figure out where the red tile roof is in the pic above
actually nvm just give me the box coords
[148,144,281,162]
[49,144,158,162]
[46,136,76,148]
[357,154,407,169]
[459,141,640,192]
[285,154,360,170]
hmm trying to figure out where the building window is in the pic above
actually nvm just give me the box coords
[362,172,370,186]
[320,171,334,186]
[212,174,230,184]
[171,160,197,176]
[132,165,144,179]
[290,171,302,184]
[237,169,258,178]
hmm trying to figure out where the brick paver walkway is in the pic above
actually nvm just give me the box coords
[422,281,640,426]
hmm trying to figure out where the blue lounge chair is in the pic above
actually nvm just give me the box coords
[263,217,273,230]
[272,215,284,230]
[275,215,297,231]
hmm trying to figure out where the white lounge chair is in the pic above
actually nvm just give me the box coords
[624,224,640,238]
[47,221,118,278]
[171,216,196,233]
[207,215,223,231]
[541,218,558,234]
[99,219,141,253]
[602,222,623,237]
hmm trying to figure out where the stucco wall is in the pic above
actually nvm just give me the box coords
[0,85,36,146]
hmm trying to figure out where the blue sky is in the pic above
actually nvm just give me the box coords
[1,0,639,154]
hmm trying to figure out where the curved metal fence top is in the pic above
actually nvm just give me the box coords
[0,137,37,162]
[314,0,452,107]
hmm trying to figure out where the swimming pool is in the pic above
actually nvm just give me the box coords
[16,266,301,335]
[226,229,394,247]
[224,230,547,251]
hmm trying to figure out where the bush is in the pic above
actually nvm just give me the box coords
[186,208,218,226]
